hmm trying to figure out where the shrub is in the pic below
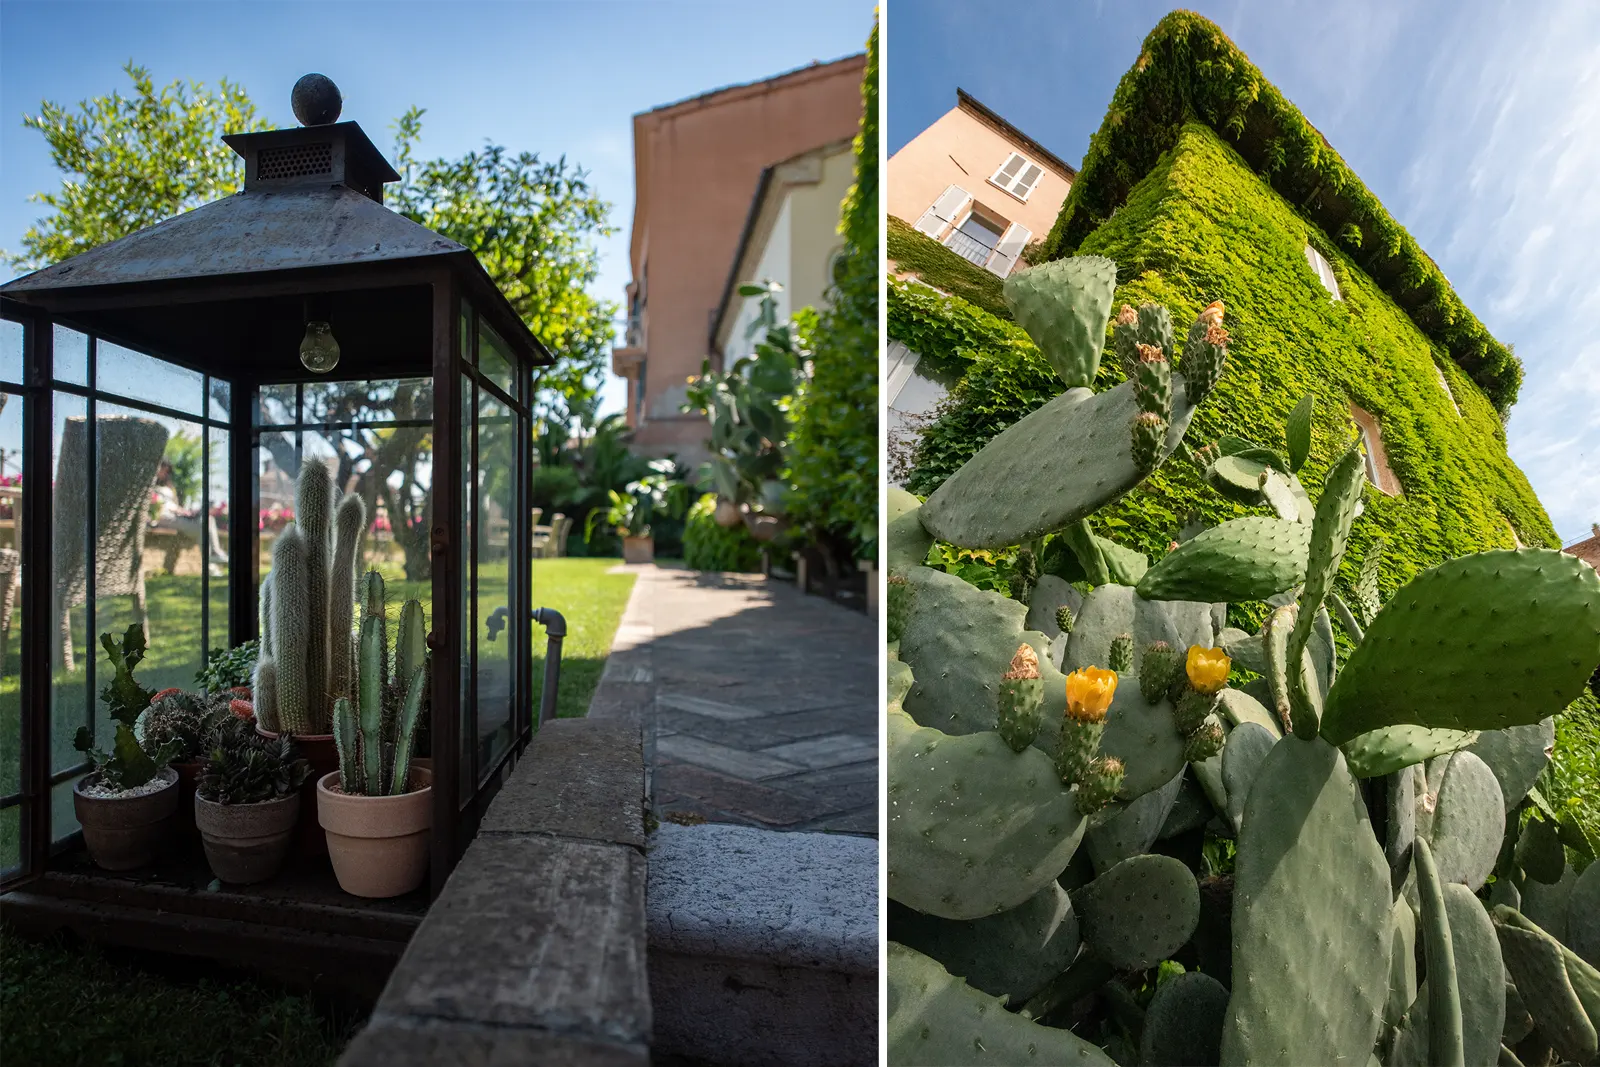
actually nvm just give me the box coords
[886,216,1008,318]
[683,494,761,573]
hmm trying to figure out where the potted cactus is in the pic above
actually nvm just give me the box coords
[317,570,432,898]
[136,687,231,839]
[194,717,311,883]
[885,259,1600,1066]
[71,626,185,870]
[253,460,367,855]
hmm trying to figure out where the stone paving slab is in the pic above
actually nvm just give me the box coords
[345,1014,648,1067]
[639,566,878,837]
[477,718,645,847]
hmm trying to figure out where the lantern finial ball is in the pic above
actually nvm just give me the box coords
[291,74,342,126]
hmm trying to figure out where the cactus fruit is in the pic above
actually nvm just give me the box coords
[1178,302,1228,405]
[1001,255,1118,389]
[996,644,1044,753]
[1056,667,1116,788]
[1055,604,1075,635]
[1009,545,1037,605]
[1320,549,1600,746]
[1172,687,1215,735]
[1075,755,1123,815]
[1131,410,1168,474]
[1108,633,1133,674]
[1183,718,1224,763]
[1133,344,1173,418]
[1136,302,1175,362]
[1139,640,1179,703]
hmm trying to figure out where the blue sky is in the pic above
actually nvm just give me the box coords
[887,0,1600,547]
[0,0,873,418]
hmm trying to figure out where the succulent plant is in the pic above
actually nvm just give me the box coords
[886,257,1600,1067]
[331,570,429,797]
[73,626,182,791]
[196,716,311,805]
[135,689,230,762]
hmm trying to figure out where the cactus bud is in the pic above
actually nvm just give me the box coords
[1132,411,1168,474]
[1185,645,1232,695]
[1192,442,1220,469]
[1139,641,1180,704]
[1180,306,1229,405]
[1173,687,1218,734]
[1134,345,1174,421]
[1109,634,1134,674]
[1116,304,1138,327]
[1136,342,1166,363]
[997,644,1045,753]
[1075,755,1125,815]
[1184,718,1225,762]
[1198,299,1225,328]
[1056,605,1075,634]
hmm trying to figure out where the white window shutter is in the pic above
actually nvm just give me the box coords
[1304,244,1342,300]
[1012,164,1043,201]
[989,223,1032,279]
[914,184,973,238]
[992,153,1025,185]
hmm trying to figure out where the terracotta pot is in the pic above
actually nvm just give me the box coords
[73,768,179,871]
[257,728,338,857]
[194,792,300,884]
[713,499,742,528]
[622,535,655,565]
[317,765,432,898]
[743,512,787,543]
[171,759,202,842]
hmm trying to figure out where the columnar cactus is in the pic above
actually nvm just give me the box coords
[253,462,366,736]
[332,569,428,797]
[885,255,1600,1067]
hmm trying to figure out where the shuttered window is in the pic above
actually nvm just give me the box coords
[913,184,973,240]
[989,222,1033,279]
[990,152,1044,201]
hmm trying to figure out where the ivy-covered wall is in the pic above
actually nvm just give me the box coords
[886,215,1009,318]
[1044,10,1521,413]
[905,122,1557,608]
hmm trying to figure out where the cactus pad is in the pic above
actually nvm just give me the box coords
[1442,880,1507,1067]
[1139,971,1229,1067]
[1085,770,1184,875]
[1072,853,1200,971]
[1319,549,1600,746]
[888,487,933,574]
[887,943,1116,1066]
[1465,718,1555,810]
[1214,687,1280,738]
[1418,751,1504,891]
[888,882,1079,1005]
[1023,574,1082,639]
[1221,736,1391,1067]
[1341,724,1479,779]
[1568,862,1600,969]
[1002,255,1117,389]
[1492,907,1599,1064]
[1221,721,1277,832]
[887,708,1085,920]
[920,377,1198,550]
[1136,516,1310,603]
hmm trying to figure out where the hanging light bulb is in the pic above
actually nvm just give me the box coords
[300,320,340,373]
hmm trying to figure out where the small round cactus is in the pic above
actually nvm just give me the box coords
[1056,605,1075,634]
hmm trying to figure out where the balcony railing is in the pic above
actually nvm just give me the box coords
[943,228,996,270]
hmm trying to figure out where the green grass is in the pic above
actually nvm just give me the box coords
[0,928,357,1067]
[0,557,636,871]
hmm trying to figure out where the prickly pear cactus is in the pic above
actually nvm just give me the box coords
[886,256,1600,1067]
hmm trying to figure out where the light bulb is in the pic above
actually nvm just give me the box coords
[300,320,340,373]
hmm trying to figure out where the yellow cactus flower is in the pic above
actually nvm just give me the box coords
[1198,299,1225,327]
[1185,646,1231,695]
[1065,667,1118,723]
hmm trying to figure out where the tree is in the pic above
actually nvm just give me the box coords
[388,107,618,419]
[4,63,270,272]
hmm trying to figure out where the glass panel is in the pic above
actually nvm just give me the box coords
[0,392,20,812]
[209,377,231,423]
[51,393,92,773]
[0,802,17,876]
[258,384,298,427]
[257,429,298,573]
[97,340,204,415]
[460,375,473,804]
[0,320,22,385]
[475,386,515,777]
[52,774,84,845]
[207,428,230,653]
[303,377,434,428]
[96,402,205,700]
[478,320,516,399]
[460,305,473,364]
[54,326,88,386]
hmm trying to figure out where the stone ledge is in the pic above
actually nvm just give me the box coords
[478,718,646,848]
[343,1013,648,1067]
[373,834,650,1046]
[646,822,877,974]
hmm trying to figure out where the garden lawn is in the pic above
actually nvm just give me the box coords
[0,928,357,1067]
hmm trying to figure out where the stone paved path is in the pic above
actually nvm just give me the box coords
[613,564,877,837]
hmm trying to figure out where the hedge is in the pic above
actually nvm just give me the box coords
[886,215,1009,318]
[886,276,1031,384]
[682,493,761,572]
[1042,10,1521,413]
[786,18,878,559]
[905,122,1558,614]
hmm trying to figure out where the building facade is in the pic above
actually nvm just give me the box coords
[886,88,1075,279]
[709,139,855,365]
[612,55,865,461]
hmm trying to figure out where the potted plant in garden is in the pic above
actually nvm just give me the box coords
[136,687,231,839]
[317,570,432,898]
[71,626,185,870]
[194,716,311,884]
[586,459,687,564]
